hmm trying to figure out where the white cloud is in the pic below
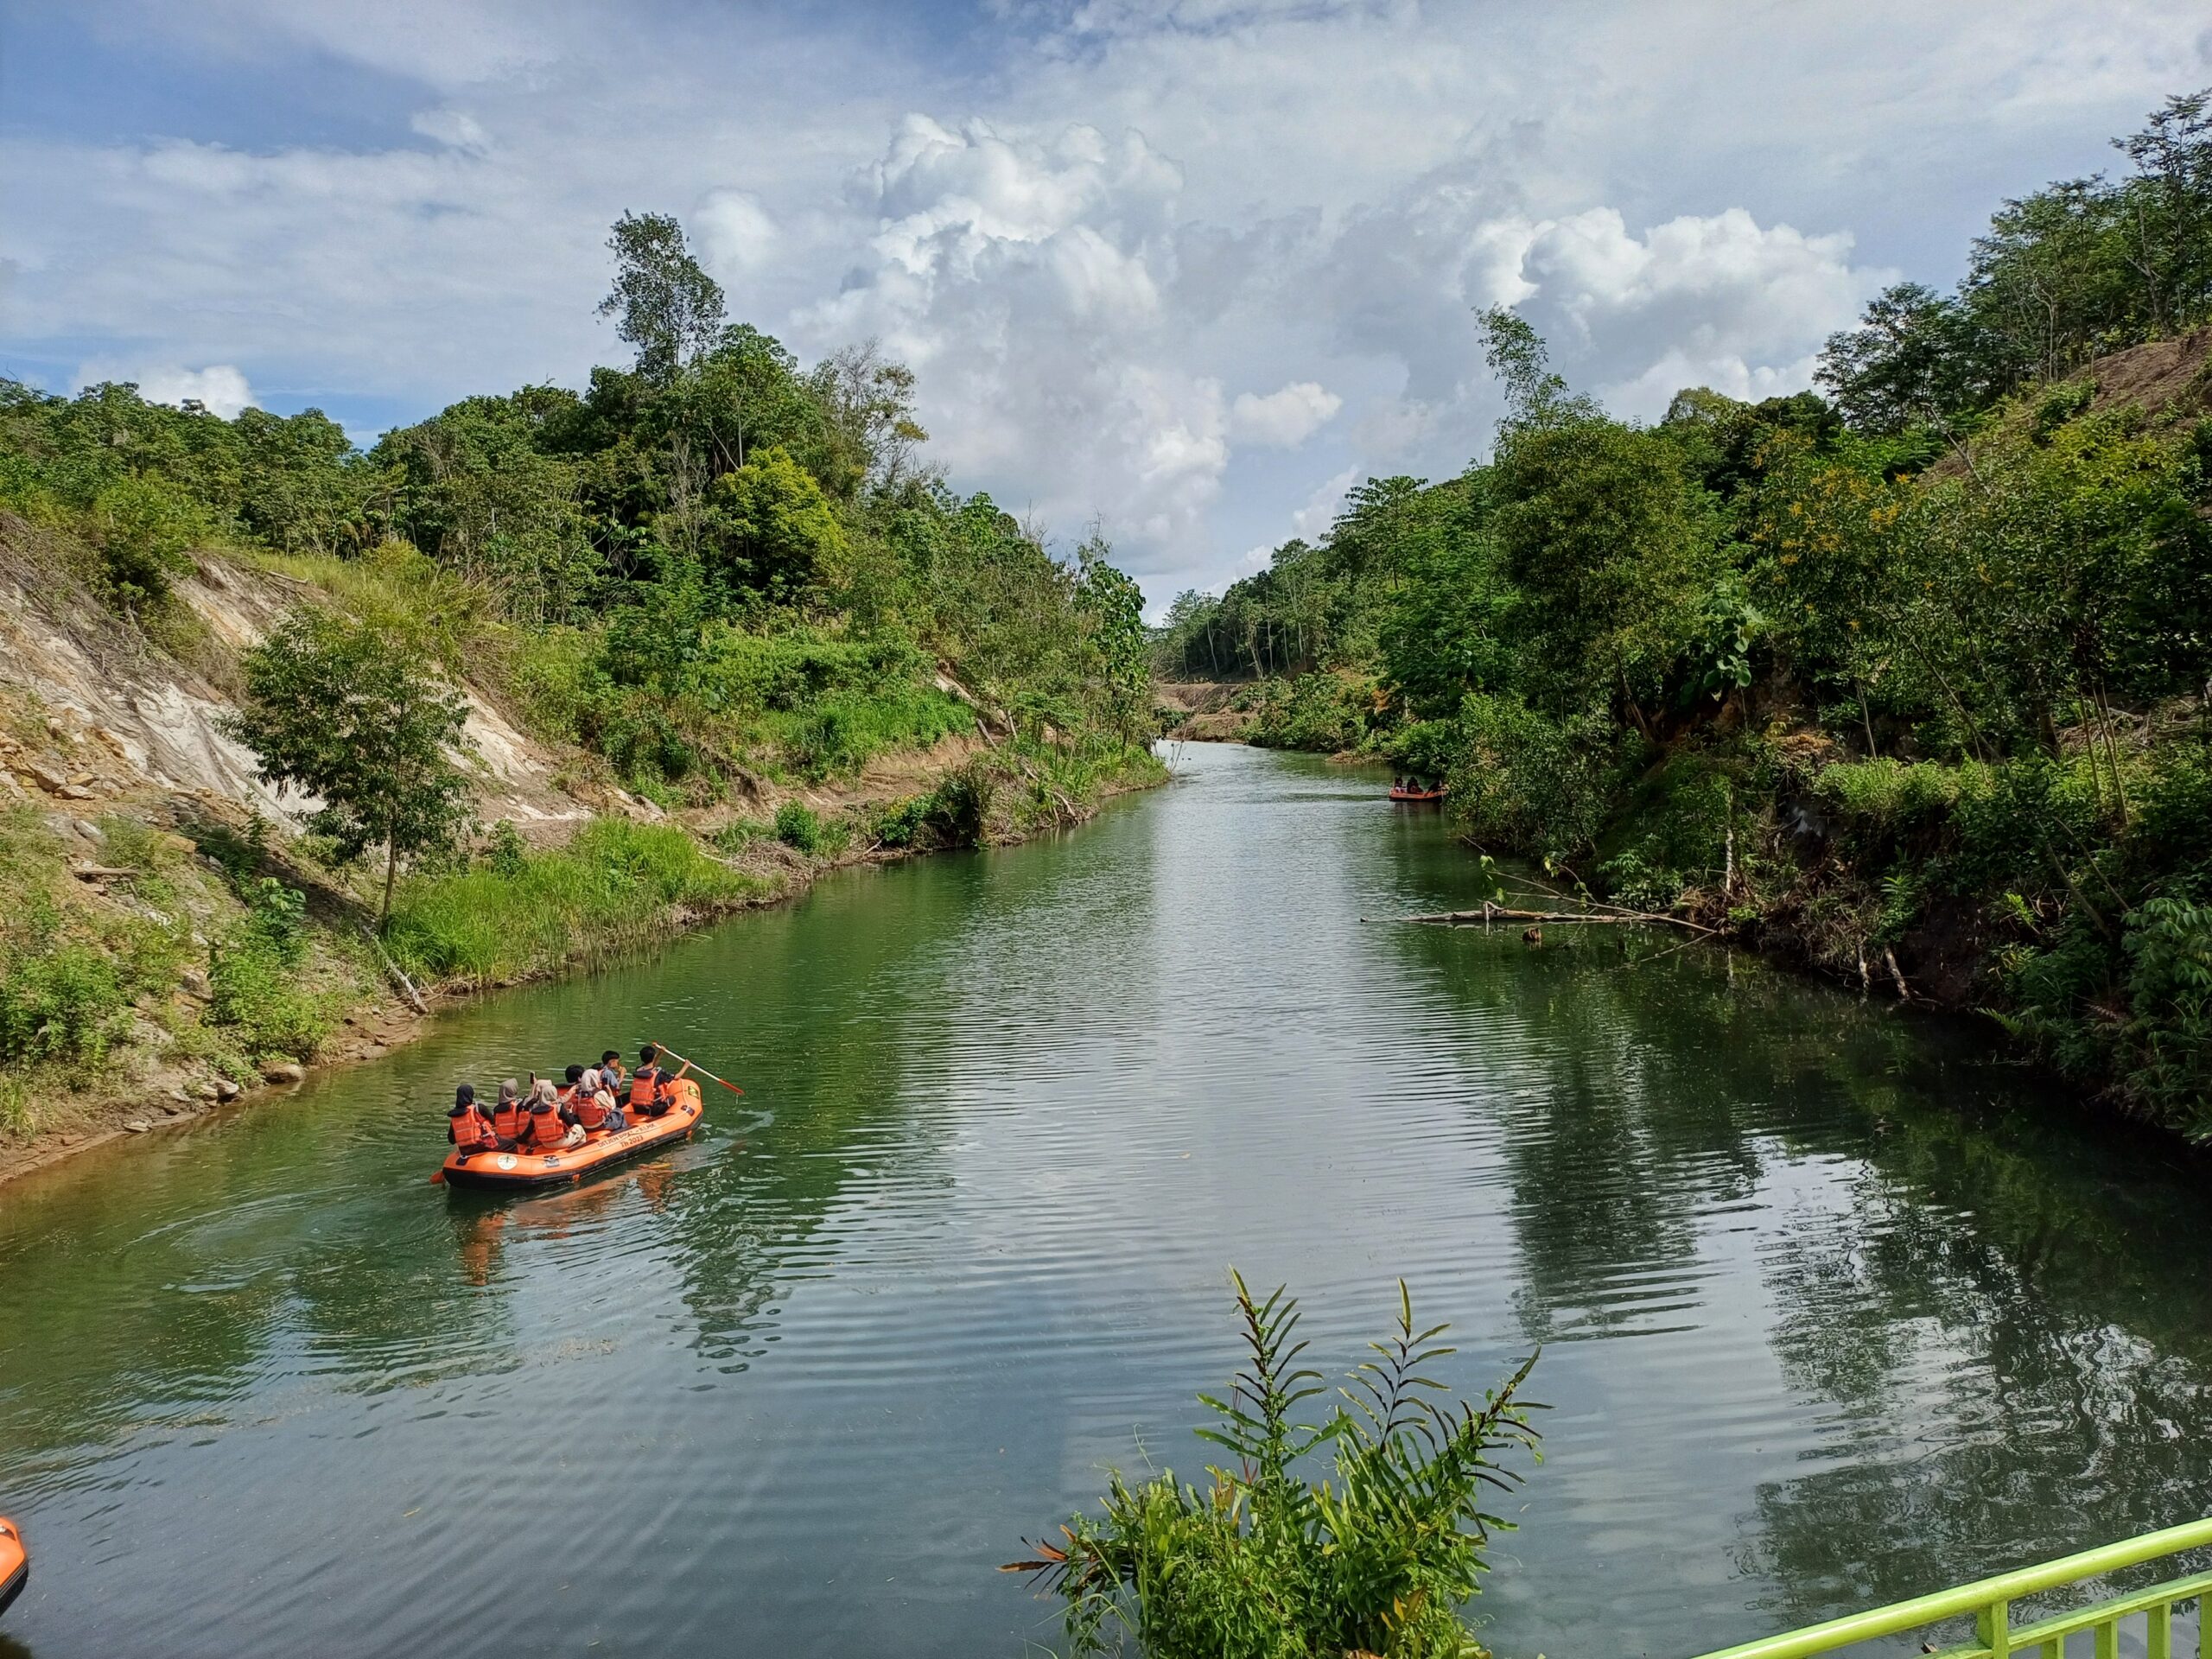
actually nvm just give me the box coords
[410,108,490,153]
[78,360,256,417]
[1288,464,1358,543]
[1230,381,1341,448]
[797,116,1226,567]
[695,188,779,273]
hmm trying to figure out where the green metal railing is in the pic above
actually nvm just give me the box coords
[1688,1518,2212,1659]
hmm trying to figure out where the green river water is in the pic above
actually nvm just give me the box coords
[3,741,2211,1657]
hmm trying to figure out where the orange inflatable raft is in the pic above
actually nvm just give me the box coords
[441,1079,703,1191]
[0,1515,26,1619]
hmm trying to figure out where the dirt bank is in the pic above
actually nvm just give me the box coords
[1156,679,1255,741]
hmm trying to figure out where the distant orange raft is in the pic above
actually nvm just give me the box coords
[0,1515,26,1619]
[441,1080,703,1191]
[1389,782,1446,802]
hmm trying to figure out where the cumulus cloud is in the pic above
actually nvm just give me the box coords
[695,188,779,273]
[797,115,1229,567]
[1230,381,1341,448]
[79,360,256,417]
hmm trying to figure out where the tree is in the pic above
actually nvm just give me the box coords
[703,445,848,603]
[1075,536,1150,742]
[1816,282,1998,434]
[597,212,726,387]
[224,608,476,925]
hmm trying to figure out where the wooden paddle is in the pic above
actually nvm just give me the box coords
[647,1043,744,1097]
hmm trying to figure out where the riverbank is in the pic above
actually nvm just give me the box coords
[0,735,1164,1189]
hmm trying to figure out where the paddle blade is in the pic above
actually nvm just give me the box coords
[429,1167,446,1185]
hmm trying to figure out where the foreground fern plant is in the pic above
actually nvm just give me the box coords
[1006,1273,1542,1658]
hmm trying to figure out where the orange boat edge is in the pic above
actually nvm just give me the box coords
[1389,784,1446,803]
[0,1515,26,1619]
[441,1079,704,1191]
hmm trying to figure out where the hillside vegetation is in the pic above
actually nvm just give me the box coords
[0,211,1160,1152]
[1154,91,2212,1135]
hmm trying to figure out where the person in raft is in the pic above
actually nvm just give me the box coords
[527,1077,586,1151]
[627,1044,690,1118]
[599,1050,627,1095]
[572,1067,625,1135]
[447,1084,508,1154]
[490,1079,526,1143]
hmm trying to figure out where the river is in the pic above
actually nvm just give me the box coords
[3,741,2211,1658]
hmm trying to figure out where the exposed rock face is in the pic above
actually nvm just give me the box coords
[0,527,594,830]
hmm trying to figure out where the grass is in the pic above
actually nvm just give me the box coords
[384,817,766,985]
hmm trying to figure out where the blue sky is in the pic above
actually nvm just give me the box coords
[4,1,2209,605]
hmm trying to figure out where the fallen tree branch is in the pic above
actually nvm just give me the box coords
[361,925,429,1015]
[1405,899,1721,938]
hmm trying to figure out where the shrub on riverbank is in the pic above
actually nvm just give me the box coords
[1010,1275,1541,1659]
[0,807,181,1071]
[385,818,764,986]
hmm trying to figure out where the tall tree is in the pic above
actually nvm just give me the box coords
[224,609,476,925]
[597,212,727,387]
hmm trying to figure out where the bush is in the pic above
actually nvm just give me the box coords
[2119,895,2212,1135]
[1811,758,1977,854]
[1446,693,1613,867]
[868,795,932,850]
[1250,670,1382,753]
[207,878,327,1059]
[480,819,528,878]
[92,473,208,607]
[0,918,132,1066]
[385,818,760,984]
[1012,1275,1541,1659]
[774,801,825,853]
[710,817,771,854]
[925,761,995,847]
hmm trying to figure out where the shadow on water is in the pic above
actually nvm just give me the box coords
[3,743,2212,1657]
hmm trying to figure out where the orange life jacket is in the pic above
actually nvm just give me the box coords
[449,1105,495,1150]
[492,1097,524,1139]
[627,1073,660,1111]
[575,1090,608,1131]
[527,1102,568,1148]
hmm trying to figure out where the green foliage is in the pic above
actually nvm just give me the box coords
[1490,408,1720,715]
[1250,670,1382,753]
[1077,543,1154,742]
[2116,895,2212,1127]
[1013,1274,1541,1659]
[480,819,528,878]
[0,807,180,1071]
[0,906,134,1068]
[91,472,210,607]
[1446,695,1614,868]
[598,210,727,387]
[1820,90,2212,431]
[774,801,827,854]
[224,607,476,919]
[385,818,760,984]
[1811,760,1980,854]
[703,446,846,603]
[207,880,327,1060]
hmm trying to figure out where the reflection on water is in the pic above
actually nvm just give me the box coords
[3,742,2210,1657]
